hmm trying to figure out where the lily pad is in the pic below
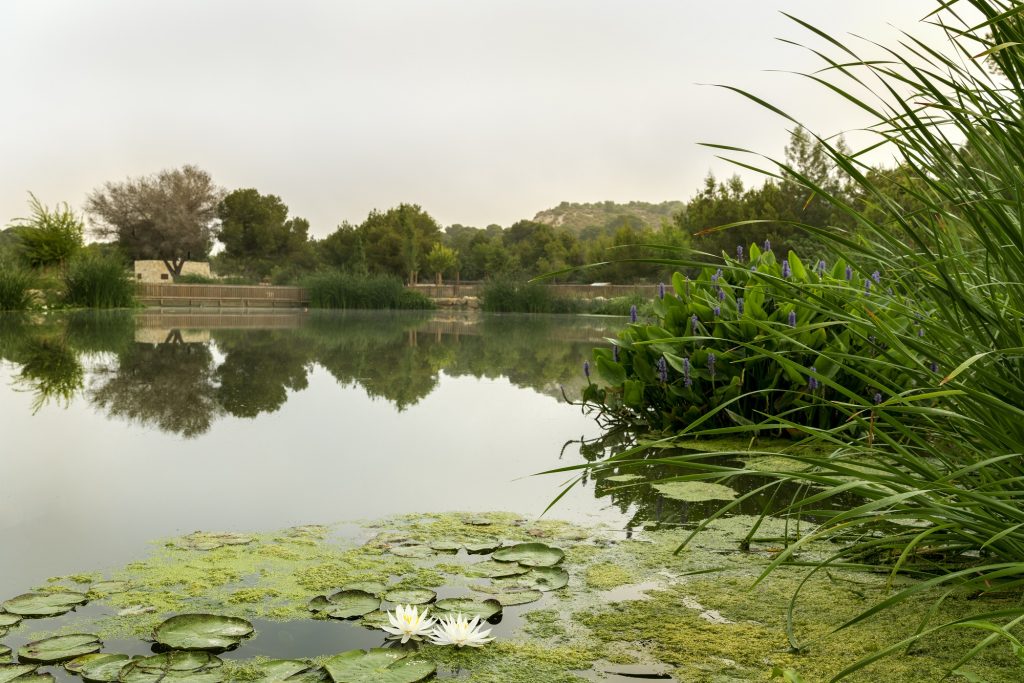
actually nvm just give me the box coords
[388,546,433,559]
[66,654,136,682]
[18,634,102,663]
[309,591,380,620]
[381,589,435,605]
[324,649,434,683]
[463,540,502,554]
[3,591,88,617]
[153,614,254,651]
[339,582,386,597]
[0,613,21,637]
[427,541,461,553]
[251,660,328,682]
[175,532,254,551]
[433,598,502,622]
[492,543,564,567]
[489,590,543,606]
[0,664,38,682]
[357,611,392,629]
[0,646,9,662]
[651,481,737,502]
[464,560,530,579]
[118,652,223,683]
[499,567,570,592]
[87,582,130,596]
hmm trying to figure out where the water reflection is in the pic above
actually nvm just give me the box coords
[0,310,616,437]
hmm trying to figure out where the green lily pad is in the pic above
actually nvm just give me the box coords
[309,591,380,620]
[251,660,328,682]
[324,649,434,683]
[489,590,543,606]
[339,582,386,597]
[0,664,39,682]
[87,582,130,596]
[605,474,643,483]
[464,540,502,554]
[66,654,136,682]
[18,634,102,663]
[381,589,435,605]
[357,611,392,629]
[492,543,564,567]
[153,614,254,651]
[388,546,433,559]
[433,598,502,621]
[2,591,88,617]
[0,646,9,662]
[118,652,223,683]
[651,481,737,502]
[464,560,530,579]
[523,567,570,591]
[175,532,254,551]
[427,541,461,552]
[0,613,20,638]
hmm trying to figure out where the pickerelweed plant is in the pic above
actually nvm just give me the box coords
[582,244,934,434]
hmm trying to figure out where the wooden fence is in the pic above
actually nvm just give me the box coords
[135,283,308,308]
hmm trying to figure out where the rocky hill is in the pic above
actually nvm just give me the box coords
[532,200,685,236]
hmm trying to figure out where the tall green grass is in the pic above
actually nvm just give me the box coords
[556,1,1024,677]
[0,261,35,310]
[481,278,580,313]
[63,253,134,308]
[303,271,434,310]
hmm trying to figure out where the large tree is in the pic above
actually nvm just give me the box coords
[217,188,311,279]
[85,165,223,277]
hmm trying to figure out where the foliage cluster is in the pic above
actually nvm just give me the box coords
[480,278,581,314]
[63,253,135,309]
[8,193,84,269]
[0,259,35,311]
[584,245,931,432]
[302,272,434,310]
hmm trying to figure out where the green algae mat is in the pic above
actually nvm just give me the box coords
[0,512,1021,682]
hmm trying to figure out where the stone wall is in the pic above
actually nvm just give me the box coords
[133,260,211,283]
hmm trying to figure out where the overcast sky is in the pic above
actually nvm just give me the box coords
[1,1,953,238]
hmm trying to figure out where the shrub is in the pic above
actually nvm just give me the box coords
[9,193,83,269]
[0,260,35,311]
[302,271,433,310]
[583,245,927,432]
[63,253,134,308]
[481,278,580,313]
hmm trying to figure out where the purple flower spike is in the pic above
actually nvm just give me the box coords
[613,345,620,363]
[873,392,883,405]
[583,361,590,379]
[658,282,666,300]
[872,270,881,284]
[918,327,925,338]
[713,305,721,317]
[864,279,871,294]
[717,287,726,302]
[816,259,826,275]
[808,366,819,391]
[930,361,939,373]
[683,357,692,387]
[887,287,894,296]
[657,356,668,383]
[788,310,797,327]
[711,268,722,283]
[630,304,638,323]
[737,297,744,314]
[845,264,853,281]
[691,314,699,334]
[737,245,744,260]
[764,239,771,252]
[782,260,792,278]
[707,353,716,378]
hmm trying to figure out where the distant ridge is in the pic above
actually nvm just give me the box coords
[531,200,685,236]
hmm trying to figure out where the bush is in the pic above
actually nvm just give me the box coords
[173,273,218,284]
[0,261,35,311]
[583,245,928,432]
[10,193,83,269]
[63,253,134,308]
[302,271,434,310]
[481,278,580,313]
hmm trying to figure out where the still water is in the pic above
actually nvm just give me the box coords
[1,309,641,597]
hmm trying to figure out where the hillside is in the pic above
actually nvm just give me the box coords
[532,200,685,236]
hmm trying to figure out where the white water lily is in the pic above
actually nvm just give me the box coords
[381,604,435,643]
[429,612,494,648]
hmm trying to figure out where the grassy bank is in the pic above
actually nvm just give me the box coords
[303,271,434,310]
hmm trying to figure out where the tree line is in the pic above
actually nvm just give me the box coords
[1,127,926,285]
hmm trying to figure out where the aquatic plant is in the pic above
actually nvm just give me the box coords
[0,260,35,311]
[63,252,134,308]
[303,271,434,310]
[480,277,580,314]
[381,604,435,643]
[429,612,495,648]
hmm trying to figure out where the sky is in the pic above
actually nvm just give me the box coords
[0,1,956,239]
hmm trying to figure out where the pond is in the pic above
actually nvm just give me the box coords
[0,309,632,598]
